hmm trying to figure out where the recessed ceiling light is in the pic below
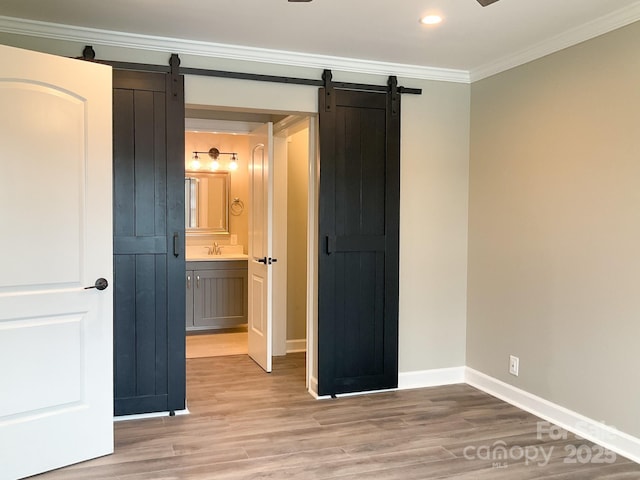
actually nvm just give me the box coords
[420,15,442,25]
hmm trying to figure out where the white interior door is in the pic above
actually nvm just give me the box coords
[248,122,274,372]
[0,45,113,480]
[271,131,288,356]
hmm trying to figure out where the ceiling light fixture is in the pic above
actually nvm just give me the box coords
[420,15,442,25]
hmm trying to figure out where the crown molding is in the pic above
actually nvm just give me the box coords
[0,15,470,84]
[2,3,638,87]
[470,2,640,82]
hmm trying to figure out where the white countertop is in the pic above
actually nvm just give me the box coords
[186,253,248,262]
[186,244,247,261]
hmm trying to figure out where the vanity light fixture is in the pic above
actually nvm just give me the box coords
[191,147,239,171]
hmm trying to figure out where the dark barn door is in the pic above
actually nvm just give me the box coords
[318,84,400,396]
[112,68,185,415]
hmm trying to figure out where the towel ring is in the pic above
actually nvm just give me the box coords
[231,197,244,216]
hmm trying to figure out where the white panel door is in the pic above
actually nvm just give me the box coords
[248,123,274,372]
[271,132,288,356]
[0,45,113,480]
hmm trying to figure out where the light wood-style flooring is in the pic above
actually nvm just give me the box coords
[34,353,640,479]
[186,331,248,358]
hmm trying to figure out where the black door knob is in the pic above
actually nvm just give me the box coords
[85,278,109,291]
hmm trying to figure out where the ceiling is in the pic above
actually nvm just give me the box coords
[1,0,640,80]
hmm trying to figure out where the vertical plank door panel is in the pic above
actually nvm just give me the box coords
[112,69,185,415]
[318,87,400,396]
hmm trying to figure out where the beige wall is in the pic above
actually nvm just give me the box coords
[400,80,470,371]
[286,128,309,342]
[184,132,249,253]
[0,33,471,374]
[468,22,640,437]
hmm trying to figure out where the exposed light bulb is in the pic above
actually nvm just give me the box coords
[191,152,200,170]
[229,154,238,171]
[210,159,220,171]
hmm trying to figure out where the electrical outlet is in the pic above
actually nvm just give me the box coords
[509,355,519,376]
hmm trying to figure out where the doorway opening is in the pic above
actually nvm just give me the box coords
[183,105,315,387]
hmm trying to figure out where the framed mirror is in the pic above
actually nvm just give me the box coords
[185,171,230,235]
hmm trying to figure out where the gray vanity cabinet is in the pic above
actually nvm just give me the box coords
[186,260,248,331]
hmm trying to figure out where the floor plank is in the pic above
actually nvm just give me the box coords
[32,353,640,479]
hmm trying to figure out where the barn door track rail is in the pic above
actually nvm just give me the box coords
[78,46,422,96]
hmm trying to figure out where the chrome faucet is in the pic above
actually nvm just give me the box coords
[208,242,221,255]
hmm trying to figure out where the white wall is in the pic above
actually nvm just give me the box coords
[0,32,471,375]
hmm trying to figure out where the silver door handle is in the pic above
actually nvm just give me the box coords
[187,275,191,289]
[196,275,200,288]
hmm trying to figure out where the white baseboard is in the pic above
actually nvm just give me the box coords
[308,375,388,400]
[465,367,640,465]
[308,375,328,399]
[286,338,306,353]
[309,367,466,400]
[398,366,466,390]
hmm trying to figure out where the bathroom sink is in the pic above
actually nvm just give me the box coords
[185,245,247,261]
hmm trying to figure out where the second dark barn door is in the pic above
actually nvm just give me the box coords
[112,69,185,415]
[318,86,400,396]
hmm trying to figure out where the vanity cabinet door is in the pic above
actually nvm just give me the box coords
[185,270,194,328]
[192,267,248,330]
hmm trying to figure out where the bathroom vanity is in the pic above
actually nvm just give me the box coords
[185,256,248,331]
[184,168,248,331]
